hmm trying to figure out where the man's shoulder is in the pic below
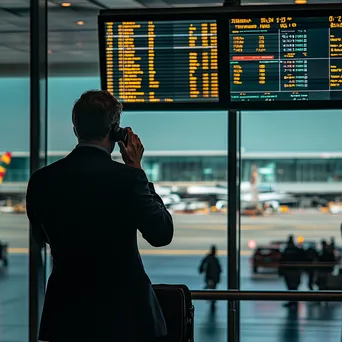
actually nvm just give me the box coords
[110,161,150,188]
[111,160,144,177]
[28,158,66,184]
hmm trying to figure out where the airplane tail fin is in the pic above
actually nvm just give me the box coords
[0,152,12,184]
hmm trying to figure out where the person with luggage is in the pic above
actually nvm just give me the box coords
[316,240,336,290]
[199,245,222,310]
[330,237,335,250]
[26,90,174,342]
[278,235,305,308]
[304,245,319,290]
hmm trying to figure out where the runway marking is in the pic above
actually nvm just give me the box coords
[181,225,274,231]
[7,247,253,257]
[139,249,253,256]
[241,226,274,231]
[8,247,28,254]
[181,224,337,231]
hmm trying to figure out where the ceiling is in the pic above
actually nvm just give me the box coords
[0,0,341,76]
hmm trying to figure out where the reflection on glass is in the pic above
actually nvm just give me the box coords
[241,300,342,341]
[193,300,227,342]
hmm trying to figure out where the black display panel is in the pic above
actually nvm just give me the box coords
[98,9,226,110]
[228,9,342,110]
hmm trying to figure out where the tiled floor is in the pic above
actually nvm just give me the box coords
[1,254,342,342]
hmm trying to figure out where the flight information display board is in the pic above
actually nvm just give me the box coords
[229,13,342,107]
[100,17,221,108]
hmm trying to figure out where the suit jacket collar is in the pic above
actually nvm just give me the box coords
[72,144,112,159]
[76,143,111,155]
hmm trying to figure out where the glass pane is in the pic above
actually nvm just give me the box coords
[0,2,29,342]
[48,4,229,339]
[47,76,228,340]
[118,111,227,291]
[194,299,227,342]
[241,300,342,341]
[48,29,227,341]
[240,110,342,292]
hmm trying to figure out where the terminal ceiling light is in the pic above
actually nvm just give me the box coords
[77,21,85,25]
[61,2,71,7]
[294,0,307,4]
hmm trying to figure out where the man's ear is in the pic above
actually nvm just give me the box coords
[73,126,78,138]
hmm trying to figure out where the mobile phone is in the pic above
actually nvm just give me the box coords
[110,126,128,146]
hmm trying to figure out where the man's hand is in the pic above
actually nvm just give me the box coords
[118,128,144,169]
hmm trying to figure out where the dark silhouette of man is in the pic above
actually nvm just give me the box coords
[304,245,318,290]
[317,240,336,290]
[199,245,222,310]
[26,90,174,342]
[279,235,304,308]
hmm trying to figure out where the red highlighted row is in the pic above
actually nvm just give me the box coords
[232,55,275,61]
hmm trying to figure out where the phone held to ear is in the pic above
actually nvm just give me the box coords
[110,126,128,146]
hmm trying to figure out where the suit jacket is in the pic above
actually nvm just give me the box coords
[26,146,174,342]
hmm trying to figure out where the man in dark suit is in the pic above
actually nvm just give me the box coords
[26,90,174,342]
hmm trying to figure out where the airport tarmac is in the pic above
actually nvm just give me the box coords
[1,211,341,253]
[0,212,342,341]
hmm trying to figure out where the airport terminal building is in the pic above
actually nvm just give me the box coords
[4,150,342,184]
[3,106,342,196]
[4,79,342,199]
[4,75,342,197]
[3,148,342,196]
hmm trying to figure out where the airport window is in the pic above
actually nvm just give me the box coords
[296,159,330,182]
[330,159,342,181]
[0,20,29,342]
[21,3,342,342]
[274,160,297,183]
[241,110,342,290]
[202,157,227,182]
[120,111,228,341]
[44,82,342,340]
[160,158,203,182]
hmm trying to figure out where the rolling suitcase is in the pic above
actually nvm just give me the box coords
[152,284,195,342]
[325,274,342,290]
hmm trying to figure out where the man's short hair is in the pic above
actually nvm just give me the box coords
[72,90,123,141]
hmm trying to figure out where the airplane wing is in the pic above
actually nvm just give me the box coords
[0,152,12,184]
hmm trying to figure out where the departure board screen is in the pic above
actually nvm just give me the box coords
[102,19,219,104]
[229,15,342,103]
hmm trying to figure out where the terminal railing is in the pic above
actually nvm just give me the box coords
[191,290,342,301]
[190,290,342,342]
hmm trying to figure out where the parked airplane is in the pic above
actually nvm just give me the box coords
[173,182,297,211]
[154,185,181,208]
[182,185,227,206]
[240,182,298,210]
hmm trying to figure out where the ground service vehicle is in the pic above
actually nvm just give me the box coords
[251,244,283,273]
